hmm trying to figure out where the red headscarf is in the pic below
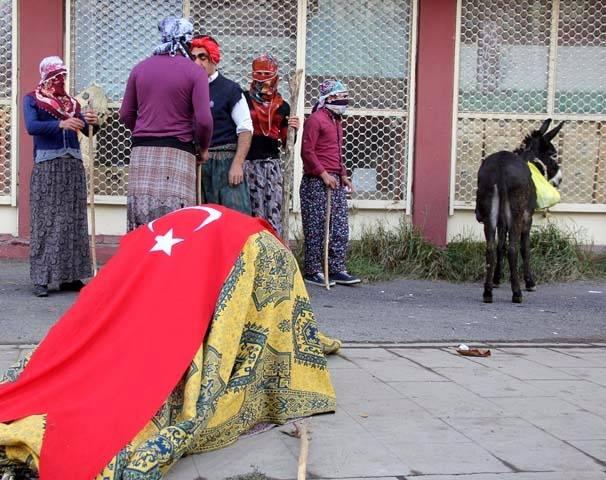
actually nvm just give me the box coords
[249,54,285,139]
[190,35,221,64]
[32,56,80,120]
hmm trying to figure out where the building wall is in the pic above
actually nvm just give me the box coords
[2,0,605,258]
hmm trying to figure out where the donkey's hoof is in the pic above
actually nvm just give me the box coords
[512,293,523,303]
[483,294,493,303]
[493,282,501,289]
[526,284,537,292]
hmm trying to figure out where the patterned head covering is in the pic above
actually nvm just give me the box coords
[250,54,280,102]
[317,79,348,109]
[248,54,284,138]
[39,56,67,83]
[153,17,194,57]
[33,56,80,120]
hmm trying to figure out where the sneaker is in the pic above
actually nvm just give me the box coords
[59,280,85,292]
[33,284,48,297]
[304,272,336,287]
[330,271,361,285]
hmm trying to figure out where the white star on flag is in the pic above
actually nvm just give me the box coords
[150,229,184,256]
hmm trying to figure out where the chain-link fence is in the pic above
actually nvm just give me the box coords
[69,0,415,206]
[0,0,13,199]
[454,0,606,208]
[305,0,412,202]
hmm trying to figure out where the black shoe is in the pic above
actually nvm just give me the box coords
[330,271,361,285]
[33,284,48,297]
[59,280,85,292]
[304,272,336,287]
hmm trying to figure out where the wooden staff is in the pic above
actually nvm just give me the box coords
[281,69,304,241]
[323,187,332,290]
[297,421,310,480]
[85,94,98,276]
[196,162,202,205]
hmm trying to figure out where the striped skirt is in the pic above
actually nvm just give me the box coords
[127,146,196,232]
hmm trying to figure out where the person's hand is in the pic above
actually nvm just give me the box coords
[320,171,338,189]
[341,176,355,193]
[59,117,85,132]
[198,149,209,165]
[83,110,99,125]
[228,163,244,186]
[287,116,300,130]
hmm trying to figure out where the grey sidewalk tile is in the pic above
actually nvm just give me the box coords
[417,473,606,480]
[527,379,606,398]
[385,348,467,369]
[328,353,359,369]
[527,412,606,441]
[394,382,505,418]
[331,367,404,403]
[192,429,298,480]
[557,368,606,387]
[504,348,602,368]
[432,366,548,398]
[466,352,577,381]
[339,395,471,445]
[442,417,604,472]
[563,393,606,418]
[164,456,200,480]
[343,349,445,383]
[0,348,19,362]
[388,441,511,475]
[488,396,588,419]
[281,409,411,478]
[569,440,606,462]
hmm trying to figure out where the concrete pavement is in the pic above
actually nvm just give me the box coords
[2,344,606,479]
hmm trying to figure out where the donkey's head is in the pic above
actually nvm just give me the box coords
[517,119,564,187]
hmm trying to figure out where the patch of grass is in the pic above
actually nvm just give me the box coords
[292,221,606,283]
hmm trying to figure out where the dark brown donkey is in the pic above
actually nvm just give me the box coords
[475,119,564,303]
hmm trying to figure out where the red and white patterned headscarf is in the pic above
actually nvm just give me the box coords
[33,56,80,120]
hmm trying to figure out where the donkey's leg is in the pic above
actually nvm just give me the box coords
[483,223,497,303]
[507,223,523,303]
[521,213,536,291]
[493,222,506,287]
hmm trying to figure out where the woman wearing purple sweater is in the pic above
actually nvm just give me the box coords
[119,18,213,231]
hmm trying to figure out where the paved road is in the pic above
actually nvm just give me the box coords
[1,260,605,344]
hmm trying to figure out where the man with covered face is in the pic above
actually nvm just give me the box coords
[243,54,300,236]
[300,79,360,287]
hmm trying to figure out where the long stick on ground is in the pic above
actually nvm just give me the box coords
[86,98,98,276]
[323,188,332,290]
[281,69,304,241]
[297,421,310,480]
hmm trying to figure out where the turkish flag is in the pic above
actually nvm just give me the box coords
[0,206,270,479]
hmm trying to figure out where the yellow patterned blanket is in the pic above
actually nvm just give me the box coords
[0,231,336,479]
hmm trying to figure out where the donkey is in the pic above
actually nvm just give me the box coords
[475,119,564,303]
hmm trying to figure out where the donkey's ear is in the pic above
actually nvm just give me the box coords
[544,121,565,142]
[538,118,552,135]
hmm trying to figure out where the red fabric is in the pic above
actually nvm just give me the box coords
[301,108,346,177]
[190,36,221,64]
[31,72,81,120]
[0,206,269,480]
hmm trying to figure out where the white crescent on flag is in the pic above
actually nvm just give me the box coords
[148,206,223,256]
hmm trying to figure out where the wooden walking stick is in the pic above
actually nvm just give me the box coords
[281,69,304,241]
[323,187,333,290]
[83,93,98,276]
[297,420,310,480]
[196,162,202,205]
[77,84,108,276]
